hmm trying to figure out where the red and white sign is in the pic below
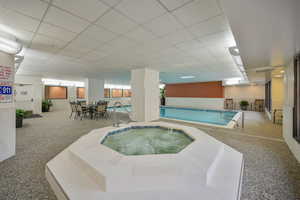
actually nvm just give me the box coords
[0,65,14,103]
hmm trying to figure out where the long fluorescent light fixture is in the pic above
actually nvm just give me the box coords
[42,79,85,87]
[229,46,248,81]
[180,75,195,79]
[104,84,131,89]
[0,31,22,54]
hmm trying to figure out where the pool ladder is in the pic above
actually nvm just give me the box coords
[112,101,135,127]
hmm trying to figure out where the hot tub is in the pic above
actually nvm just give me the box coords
[46,122,244,200]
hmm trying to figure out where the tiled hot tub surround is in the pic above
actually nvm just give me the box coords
[46,122,244,200]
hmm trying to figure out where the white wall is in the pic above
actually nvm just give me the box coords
[166,98,224,110]
[0,52,15,162]
[224,85,265,103]
[272,77,284,110]
[15,75,43,114]
[283,61,300,162]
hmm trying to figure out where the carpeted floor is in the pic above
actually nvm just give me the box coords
[0,110,299,200]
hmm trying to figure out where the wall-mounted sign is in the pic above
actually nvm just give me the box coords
[0,66,14,103]
[0,86,12,94]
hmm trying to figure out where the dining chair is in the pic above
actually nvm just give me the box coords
[224,98,234,110]
[94,104,105,120]
[254,99,264,112]
[69,102,77,119]
[75,104,88,120]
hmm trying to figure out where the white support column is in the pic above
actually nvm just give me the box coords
[85,78,105,104]
[131,68,160,122]
[0,51,15,162]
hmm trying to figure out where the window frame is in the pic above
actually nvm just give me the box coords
[293,54,300,143]
[76,87,85,99]
[45,86,68,100]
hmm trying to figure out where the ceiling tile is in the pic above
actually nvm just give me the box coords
[198,30,235,47]
[58,47,86,58]
[95,9,138,34]
[95,44,118,55]
[31,34,66,53]
[106,36,139,51]
[38,23,77,42]
[125,27,157,43]
[44,6,89,33]
[80,50,109,62]
[115,0,166,23]
[101,0,122,7]
[175,39,204,52]
[189,15,229,38]
[80,25,119,43]
[2,0,48,19]
[53,0,110,22]
[144,13,184,37]
[0,9,40,32]
[158,29,194,45]
[172,0,222,26]
[67,34,103,52]
[158,0,194,11]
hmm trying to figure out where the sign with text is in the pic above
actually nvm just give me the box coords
[0,66,14,103]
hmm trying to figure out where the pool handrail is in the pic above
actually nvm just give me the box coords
[112,101,134,127]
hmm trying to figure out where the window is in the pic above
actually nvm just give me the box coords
[111,89,123,98]
[104,88,110,98]
[45,86,67,99]
[76,87,85,99]
[265,81,271,112]
[293,54,300,143]
[123,89,131,97]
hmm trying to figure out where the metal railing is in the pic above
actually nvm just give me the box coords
[231,111,245,129]
[112,101,134,127]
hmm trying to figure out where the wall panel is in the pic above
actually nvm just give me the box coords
[165,81,224,98]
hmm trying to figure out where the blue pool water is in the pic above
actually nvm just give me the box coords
[108,106,237,126]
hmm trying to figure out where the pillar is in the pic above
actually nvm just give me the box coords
[85,78,105,104]
[0,51,15,162]
[131,68,160,122]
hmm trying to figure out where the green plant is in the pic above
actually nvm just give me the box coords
[16,109,25,118]
[240,100,249,107]
[42,99,53,112]
[43,99,53,107]
[160,88,165,98]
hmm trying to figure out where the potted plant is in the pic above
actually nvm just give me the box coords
[42,99,53,112]
[160,88,166,106]
[16,109,25,128]
[240,100,249,110]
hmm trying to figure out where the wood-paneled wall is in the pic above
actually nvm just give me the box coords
[165,81,224,98]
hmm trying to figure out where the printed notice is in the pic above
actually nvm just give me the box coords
[0,66,14,103]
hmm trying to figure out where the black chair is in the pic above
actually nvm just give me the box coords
[69,102,77,119]
[75,103,88,120]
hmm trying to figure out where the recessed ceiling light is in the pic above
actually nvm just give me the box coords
[180,76,195,79]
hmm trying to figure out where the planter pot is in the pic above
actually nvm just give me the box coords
[16,117,23,128]
[42,106,50,112]
[241,106,248,111]
[161,97,166,106]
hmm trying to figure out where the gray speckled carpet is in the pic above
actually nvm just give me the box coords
[0,111,299,200]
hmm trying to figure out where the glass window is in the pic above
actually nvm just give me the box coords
[45,86,67,99]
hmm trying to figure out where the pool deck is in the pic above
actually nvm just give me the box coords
[0,110,298,200]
